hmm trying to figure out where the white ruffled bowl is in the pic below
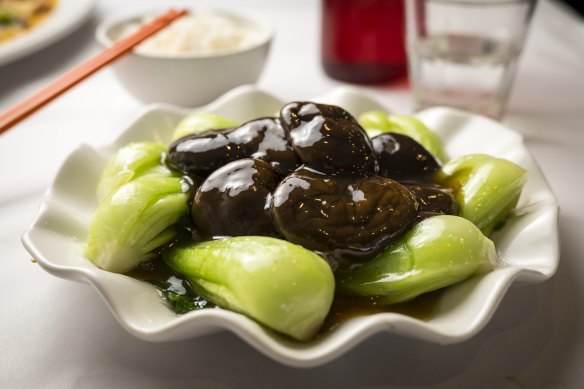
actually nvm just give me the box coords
[21,86,559,367]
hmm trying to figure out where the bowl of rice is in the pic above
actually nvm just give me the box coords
[96,8,273,106]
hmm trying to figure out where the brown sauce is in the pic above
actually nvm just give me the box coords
[317,290,442,337]
[125,256,180,283]
[126,101,450,337]
[127,256,442,336]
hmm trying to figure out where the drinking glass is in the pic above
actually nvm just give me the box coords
[405,0,536,119]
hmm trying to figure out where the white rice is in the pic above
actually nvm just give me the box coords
[118,11,262,57]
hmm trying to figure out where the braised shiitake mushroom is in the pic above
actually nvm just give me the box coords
[167,117,299,177]
[270,167,418,260]
[87,101,528,340]
[371,132,440,182]
[405,183,459,221]
[191,158,280,238]
[168,104,454,260]
[280,102,378,176]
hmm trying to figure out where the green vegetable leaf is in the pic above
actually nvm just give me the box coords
[163,236,335,341]
[148,277,213,314]
[172,113,239,141]
[97,142,169,202]
[435,154,527,236]
[0,10,15,25]
[85,174,189,273]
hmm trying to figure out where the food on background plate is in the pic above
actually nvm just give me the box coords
[0,0,56,43]
[117,11,263,57]
[84,102,527,341]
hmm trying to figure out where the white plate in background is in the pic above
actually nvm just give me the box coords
[0,0,96,66]
[21,85,559,367]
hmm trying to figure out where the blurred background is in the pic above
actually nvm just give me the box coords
[1,1,584,388]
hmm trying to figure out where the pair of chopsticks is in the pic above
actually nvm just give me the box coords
[0,8,187,136]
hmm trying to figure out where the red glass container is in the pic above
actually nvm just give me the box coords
[321,0,407,84]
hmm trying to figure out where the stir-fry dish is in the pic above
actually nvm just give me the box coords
[0,0,56,43]
[85,102,527,341]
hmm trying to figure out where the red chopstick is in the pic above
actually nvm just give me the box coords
[0,8,187,136]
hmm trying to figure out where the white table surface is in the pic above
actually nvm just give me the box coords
[1,0,583,387]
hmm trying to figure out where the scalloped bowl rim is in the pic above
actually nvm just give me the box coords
[21,85,559,367]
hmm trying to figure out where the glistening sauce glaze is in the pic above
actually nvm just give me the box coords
[127,257,441,336]
[317,291,442,337]
[128,101,453,338]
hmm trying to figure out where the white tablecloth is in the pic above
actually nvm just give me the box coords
[1,0,583,387]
